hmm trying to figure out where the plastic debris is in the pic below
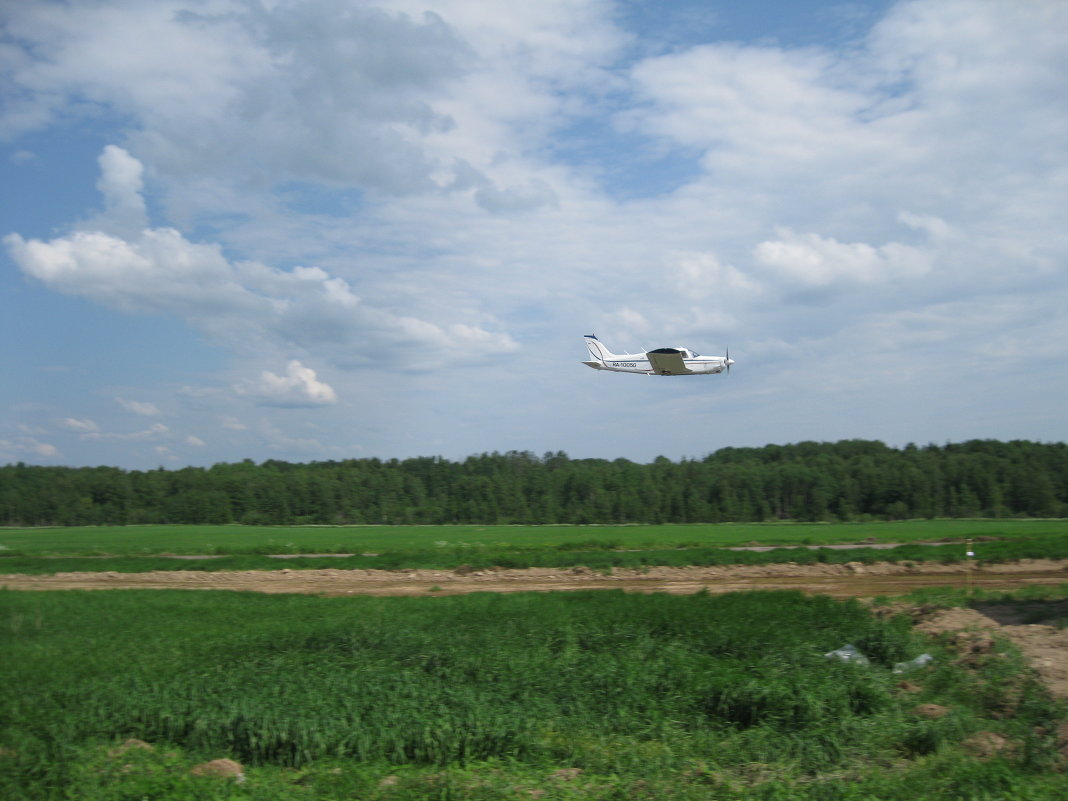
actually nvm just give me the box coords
[824,643,870,665]
[893,653,934,674]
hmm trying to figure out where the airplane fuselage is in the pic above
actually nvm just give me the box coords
[588,354,730,375]
[583,336,733,376]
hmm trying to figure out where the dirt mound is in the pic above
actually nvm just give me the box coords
[191,758,245,782]
[911,603,1068,700]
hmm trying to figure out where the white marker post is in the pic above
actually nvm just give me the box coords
[965,538,975,596]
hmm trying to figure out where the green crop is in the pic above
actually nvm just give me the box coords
[1,588,1064,800]
[2,519,1066,557]
[2,520,1067,577]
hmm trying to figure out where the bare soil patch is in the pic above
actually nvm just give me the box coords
[4,557,1068,598]
[911,601,1068,700]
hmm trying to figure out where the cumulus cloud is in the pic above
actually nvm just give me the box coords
[4,226,244,316]
[234,361,338,407]
[185,435,206,447]
[753,229,931,286]
[3,147,519,365]
[5,219,519,362]
[95,145,147,234]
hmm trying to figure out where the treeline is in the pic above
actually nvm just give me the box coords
[1,439,1066,527]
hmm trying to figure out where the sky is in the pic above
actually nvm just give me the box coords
[1,0,1066,470]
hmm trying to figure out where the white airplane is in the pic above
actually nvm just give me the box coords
[582,334,734,376]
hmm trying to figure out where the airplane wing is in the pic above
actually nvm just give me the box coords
[646,348,693,375]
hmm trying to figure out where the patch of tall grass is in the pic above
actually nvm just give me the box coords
[889,583,1068,608]
[1,588,1064,799]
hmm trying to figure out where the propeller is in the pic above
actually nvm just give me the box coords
[725,347,732,375]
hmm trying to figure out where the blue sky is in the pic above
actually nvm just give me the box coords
[2,0,1066,470]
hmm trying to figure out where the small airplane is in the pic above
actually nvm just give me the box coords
[582,334,734,376]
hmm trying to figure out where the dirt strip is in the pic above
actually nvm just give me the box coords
[3,557,1067,598]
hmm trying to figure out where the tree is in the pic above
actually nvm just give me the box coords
[3,439,1067,526]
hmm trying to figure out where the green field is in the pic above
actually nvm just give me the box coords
[2,519,1066,555]
[2,588,1065,800]
[1,520,1067,576]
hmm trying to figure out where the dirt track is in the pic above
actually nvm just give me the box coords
[4,557,1067,597]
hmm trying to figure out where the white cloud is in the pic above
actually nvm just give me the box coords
[1,1,478,194]
[116,398,160,416]
[234,361,338,407]
[471,174,559,214]
[4,226,243,316]
[2,0,1067,468]
[4,147,520,367]
[185,435,206,447]
[1,0,628,227]
[629,43,864,160]
[59,417,99,433]
[95,144,147,234]
[0,437,59,459]
[753,229,931,286]
[672,251,760,297]
[897,212,953,242]
[0,1,272,143]
[31,440,58,457]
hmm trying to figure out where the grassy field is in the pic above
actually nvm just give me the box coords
[1,520,1067,575]
[2,519,1066,557]
[2,587,1065,800]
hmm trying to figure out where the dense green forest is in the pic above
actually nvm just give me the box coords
[2,439,1066,527]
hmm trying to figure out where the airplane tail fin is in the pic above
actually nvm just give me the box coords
[584,333,615,363]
